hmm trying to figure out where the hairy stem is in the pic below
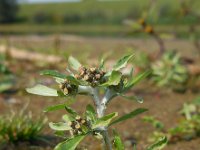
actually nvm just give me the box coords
[102,129,112,150]
[91,87,112,150]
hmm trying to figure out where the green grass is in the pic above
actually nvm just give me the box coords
[0,24,127,35]
[18,0,200,24]
[0,23,200,37]
[1,0,200,36]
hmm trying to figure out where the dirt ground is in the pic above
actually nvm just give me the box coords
[0,35,200,150]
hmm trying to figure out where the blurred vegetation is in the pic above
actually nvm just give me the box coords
[0,0,199,35]
[17,0,200,25]
[0,106,47,145]
[0,0,19,23]
[145,97,200,144]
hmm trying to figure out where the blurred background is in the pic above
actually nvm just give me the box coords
[0,0,200,150]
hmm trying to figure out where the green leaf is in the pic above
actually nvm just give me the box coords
[44,103,68,112]
[109,108,148,126]
[113,54,133,71]
[143,116,164,130]
[102,71,122,86]
[86,104,97,123]
[0,81,12,92]
[40,70,67,79]
[66,76,88,86]
[99,58,105,70]
[124,70,151,92]
[49,122,71,131]
[113,130,125,150]
[93,112,118,129]
[55,135,86,150]
[129,66,134,78]
[68,56,81,71]
[65,106,78,116]
[26,84,58,96]
[62,114,74,122]
[147,136,168,150]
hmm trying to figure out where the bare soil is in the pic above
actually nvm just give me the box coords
[0,35,200,150]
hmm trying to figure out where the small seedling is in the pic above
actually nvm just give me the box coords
[26,54,166,150]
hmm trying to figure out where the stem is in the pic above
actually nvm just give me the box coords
[77,86,113,149]
[102,129,112,150]
[152,33,165,56]
[102,89,116,105]
[90,87,113,150]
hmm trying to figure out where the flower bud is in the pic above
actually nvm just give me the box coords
[75,123,81,129]
[90,67,96,73]
[83,74,89,81]
[95,74,101,79]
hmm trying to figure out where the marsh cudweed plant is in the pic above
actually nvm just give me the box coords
[151,51,189,91]
[26,54,166,150]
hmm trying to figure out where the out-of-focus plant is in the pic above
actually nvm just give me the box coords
[151,51,189,91]
[139,18,165,55]
[178,0,200,54]
[0,107,47,145]
[0,0,18,23]
[145,97,200,144]
[0,55,14,93]
[127,0,165,56]
[143,116,164,131]
[26,54,167,150]
[132,51,151,72]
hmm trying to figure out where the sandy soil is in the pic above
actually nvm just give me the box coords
[0,35,200,150]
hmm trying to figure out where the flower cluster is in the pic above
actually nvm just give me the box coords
[59,80,78,95]
[69,116,91,135]
[75,66,106,86]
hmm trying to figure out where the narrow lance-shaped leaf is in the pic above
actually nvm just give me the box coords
[101,71,122,86]
[26,84,58,96]
[113,54,134,71]
[49,122,71,131]
[99,58,105,70]
[55,135,86,150]
[85,104,97,123]
[109,108,148,126]
[124,70,152,92]
[93,112,118,129]
[129,66,134,78]
[66,76,88,86]
[113,130,125,150]
[44,103,68,112]
[62,114,74,122]
[68,56,81,71]
[65,106,78,116]
[66,75,82,85]
[40,70,67,79]
[147,136,168,150]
